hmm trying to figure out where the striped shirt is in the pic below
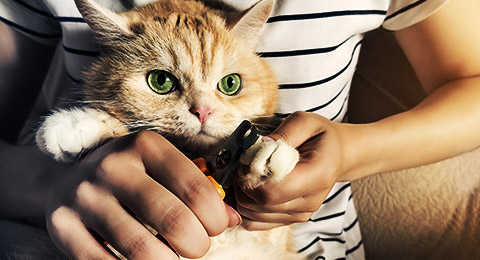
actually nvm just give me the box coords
[0,0,449,259]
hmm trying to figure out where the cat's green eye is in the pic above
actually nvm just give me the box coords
[218,73,241,96]
[147,70,178,95]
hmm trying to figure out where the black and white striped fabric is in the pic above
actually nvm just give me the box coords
[0,0,449,259]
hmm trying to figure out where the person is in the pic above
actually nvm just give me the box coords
[1,0,479,259]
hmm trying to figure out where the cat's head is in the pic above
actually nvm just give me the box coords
[76,0,277,155]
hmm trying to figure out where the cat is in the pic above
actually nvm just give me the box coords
[35,0,302,259]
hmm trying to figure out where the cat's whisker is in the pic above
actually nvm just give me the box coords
[35,0,299,258]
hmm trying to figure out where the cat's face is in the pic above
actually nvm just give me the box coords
[79,0,277,155]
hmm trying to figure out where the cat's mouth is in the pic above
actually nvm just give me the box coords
[195,129,222,146]
[146,122,233,157]
[197,128,216,138]
[167,130,223,158]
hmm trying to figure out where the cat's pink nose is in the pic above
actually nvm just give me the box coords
[190,106,214,124]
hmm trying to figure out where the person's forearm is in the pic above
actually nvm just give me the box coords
[338,76,480,181]
[0,22,56,142]
[0,139,66,218]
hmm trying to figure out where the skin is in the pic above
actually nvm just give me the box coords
[1,0,479,258]
[0,22,240,259]
[0,22,53,143]
[0,20,57,217]
[236,0,480,230]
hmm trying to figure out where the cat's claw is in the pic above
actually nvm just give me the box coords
[36,107,128,163]
[239,137,299,189]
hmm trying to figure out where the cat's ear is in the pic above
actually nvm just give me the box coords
[75,0,134,46]
[228,0,274,42]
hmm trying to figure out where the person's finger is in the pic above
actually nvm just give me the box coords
[253,154,335,200]
[235,187,318,224]
[235,185,320,214]
[47,206,116,260]
[74,180,181,260]
[225,203,242,227]
[240,218,286,231]
[268,111,326,148]
[237,207,311,224]
[95,152,210,259]
[134,131,230,236]
[241,131,338,205]
[238,112,329,206]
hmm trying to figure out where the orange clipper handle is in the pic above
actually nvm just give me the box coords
[207,176,225,200]
[192,158,226,199]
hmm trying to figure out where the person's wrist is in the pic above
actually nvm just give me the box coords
[7,145,71,217]
[332,121,378,181]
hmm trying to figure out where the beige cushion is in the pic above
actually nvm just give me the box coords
[349,29,480,259]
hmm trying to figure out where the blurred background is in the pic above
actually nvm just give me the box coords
[349,28,480,260]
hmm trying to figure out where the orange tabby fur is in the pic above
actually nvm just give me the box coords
[38,0,303,258]
[80,0,278,157]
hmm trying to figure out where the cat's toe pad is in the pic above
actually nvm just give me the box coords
[239,138,299,189]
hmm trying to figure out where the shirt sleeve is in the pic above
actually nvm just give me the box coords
[383,0,450,31]
[0,0,61,46]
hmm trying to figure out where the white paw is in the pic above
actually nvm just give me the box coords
[239,137,299,189]
[36,107,128,162]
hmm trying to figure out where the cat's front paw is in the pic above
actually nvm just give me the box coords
[239,137,299,189]
[36,107,128,162]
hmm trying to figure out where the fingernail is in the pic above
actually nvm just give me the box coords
[225,203,242,226]
[262,136,274,142]
[235,211,242,226]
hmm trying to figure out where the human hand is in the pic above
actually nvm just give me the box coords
[45,131,241,259]
[235,112,345,230]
